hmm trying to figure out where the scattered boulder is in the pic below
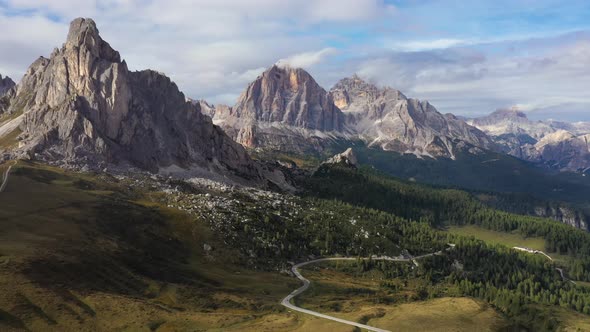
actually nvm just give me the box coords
[323,148,358,167]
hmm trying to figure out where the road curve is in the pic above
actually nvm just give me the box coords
[512,247,576,284]
[281,252,445,332]
[0,161,15,193]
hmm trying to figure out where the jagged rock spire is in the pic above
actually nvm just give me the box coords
[66,18,121,63]
[1,17,262,181]
[0,74,15,97]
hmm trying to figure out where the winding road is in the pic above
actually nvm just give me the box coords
[281,250,447,332]
[0,161,15,193]
[512,246,576,284]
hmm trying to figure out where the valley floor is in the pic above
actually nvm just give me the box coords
[1,161,590,331]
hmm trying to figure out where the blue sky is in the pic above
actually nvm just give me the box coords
[1,0,590,120]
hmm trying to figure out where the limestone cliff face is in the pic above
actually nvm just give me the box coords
[468,109,555,139]
[233,65,343,132]
[211,65,345,151]
[3,18,261,179]
[330,75,407,115]
[531,131,590,171]
[331,76,493,158]
[210,70,492,158]
[533,205,588,231]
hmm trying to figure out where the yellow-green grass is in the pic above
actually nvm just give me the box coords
[276,154,320,169]
[446,225,575,263]
[0,109,23,127]
[295,261,511,332]
[0,127,21,150]
[576,280,590,289]
[249,150,321,170]
[556,308,590,331]
[297,261,590,331]
[2,161,588,331]
[511,304,590,332]
[448,225,546,251]
[0,160,305,331]
[367,298,506,332]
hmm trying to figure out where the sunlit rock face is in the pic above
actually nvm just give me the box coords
[331,75,493,159]
[3,17,261,180]
[210,70,493,159]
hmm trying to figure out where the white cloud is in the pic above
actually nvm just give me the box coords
[0,14,67,79]
[387,38,466,52]
[276,48,337,69]
[1,1,590,120]
[356,37,590,119]
[0,0,394,105]
[306,0,395,22]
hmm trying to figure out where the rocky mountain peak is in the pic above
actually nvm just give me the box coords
[66,18,121,63]
[468,108,554,139]
[329,77,492,158]
[0,74,15,97]
[209,66,492,158]
[264,65,317,95]
[67,18,98,45]
[536,130,576,148]
[477,108,529,124]
[0,17,263,182]
[212,64,344,150]
[330,76,406,110]
[492,108,528,118]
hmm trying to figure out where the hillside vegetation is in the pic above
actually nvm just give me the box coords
[306,163,590,282]
[1,160,590,331]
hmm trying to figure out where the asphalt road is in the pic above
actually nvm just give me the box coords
[281,251,446,332]
[512,246,576,284]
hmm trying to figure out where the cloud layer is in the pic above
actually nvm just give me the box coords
[1,0,590,120]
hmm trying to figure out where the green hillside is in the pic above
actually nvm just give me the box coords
[332,141,590,208]
[1,160,590,331]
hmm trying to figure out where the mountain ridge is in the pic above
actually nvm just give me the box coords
[207,67,494,159]
[330,75,494,159]
[0,18,263,182]
[469,109,590,172]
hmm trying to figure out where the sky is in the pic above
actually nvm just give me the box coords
[1,0,590,121]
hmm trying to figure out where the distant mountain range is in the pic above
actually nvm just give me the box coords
[468,109,590,172]
[203,65,590,173]
[1,17,589,184]
[205,66,492,159]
